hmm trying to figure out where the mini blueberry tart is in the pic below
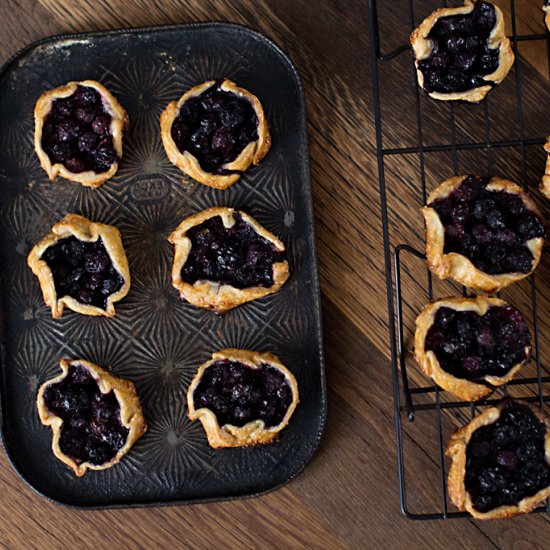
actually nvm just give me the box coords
[414,296,530,401]
[544,1,550,32]
[34,80,129,188]
[423,175,545,293]
[160,79,271,189]
[37,359,147,476]
[541,137,550,199]
[28,214,130,318]
[168,207,289,313]
[446,399,550,519]
[410,0,514,102]
[187,348,299,448]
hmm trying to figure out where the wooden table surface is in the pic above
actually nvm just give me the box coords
[1,0,550,548]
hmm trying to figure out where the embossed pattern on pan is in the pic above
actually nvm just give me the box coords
[0,23,325,508]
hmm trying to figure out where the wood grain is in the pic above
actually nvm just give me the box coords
[0,0,549,548]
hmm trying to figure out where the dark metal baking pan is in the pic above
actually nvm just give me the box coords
[0,22,326,508]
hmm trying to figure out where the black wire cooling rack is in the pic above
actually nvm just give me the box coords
[368,0,550,519]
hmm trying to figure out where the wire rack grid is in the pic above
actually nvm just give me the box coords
[368,0,550,519]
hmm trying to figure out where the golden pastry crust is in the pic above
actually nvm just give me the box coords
[446,400,550,519]
[34,80,129,188]
[545,3,550,32]
[160,79,271,189]
[410,0,514,102]
[37,359,147,477]
[187,348,299,448]
[541,137,550,199]
[414,296,530,401]
[422,175,544,293]
[27,214,131,318]
[168,207,289,314]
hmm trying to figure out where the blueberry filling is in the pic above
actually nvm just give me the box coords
[41,85,118,173]
[465,401,550,512]
[170,80,258,174]
[418,1,501,94]
[194,359,293,428]
[43,364,129,465]
[430,176,545,275]
[182,213,285,289]
[41,236,123,309]
[425,305,530,382]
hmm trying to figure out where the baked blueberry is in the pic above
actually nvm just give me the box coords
[411,0,514,102]
[34,80,128,188]
[415,296,530,401]
[160,79,271,189]
[28,214,130,318]
[447,400,550,519]
[168,207,289,313]
[37,359,146,476]
[187,348,299,448]
[423,175,545,292]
